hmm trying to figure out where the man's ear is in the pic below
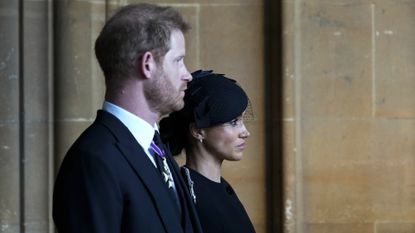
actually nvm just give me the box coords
[189,123,204,141]
[140,51,156,79]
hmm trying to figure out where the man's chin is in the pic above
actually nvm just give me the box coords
[173,100,185,111]
[161,100,184,116]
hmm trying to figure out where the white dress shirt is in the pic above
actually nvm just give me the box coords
[102,101,157,166]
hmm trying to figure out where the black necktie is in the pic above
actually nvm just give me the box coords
[150,131,182,212]
[151,131,174,187]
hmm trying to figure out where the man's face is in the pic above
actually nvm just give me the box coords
[147,30,192,116]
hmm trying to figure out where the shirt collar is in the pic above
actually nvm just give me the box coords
[102,101,157,151]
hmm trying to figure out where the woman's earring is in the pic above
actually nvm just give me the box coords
[199,138,203,143]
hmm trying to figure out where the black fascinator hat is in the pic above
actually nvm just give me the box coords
[160,70,249,155]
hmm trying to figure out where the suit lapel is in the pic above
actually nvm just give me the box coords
[96,111,183,233]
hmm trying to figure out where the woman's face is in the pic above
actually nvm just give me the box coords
[201,115,250,161]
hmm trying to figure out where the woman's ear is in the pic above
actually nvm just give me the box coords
[189,123,204,141]
[140,51,156,79]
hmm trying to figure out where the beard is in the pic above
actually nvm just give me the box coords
[145,68,185,116]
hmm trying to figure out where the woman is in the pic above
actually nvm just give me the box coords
[160,70,256,233]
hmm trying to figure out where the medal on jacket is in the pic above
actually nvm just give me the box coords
[150,141,174,189]
[161,159,174,188]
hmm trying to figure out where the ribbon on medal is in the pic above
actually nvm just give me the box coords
[150,142,174,188]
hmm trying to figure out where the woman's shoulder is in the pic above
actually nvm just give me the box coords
[180,166,215,184]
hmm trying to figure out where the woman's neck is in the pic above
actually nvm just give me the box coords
[186,147,223,183]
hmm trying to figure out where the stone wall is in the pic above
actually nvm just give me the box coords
[1,0,414,233]
[280,1,415,233]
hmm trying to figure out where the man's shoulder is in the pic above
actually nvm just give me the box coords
[64,112,122,159]
[73,110,128,144]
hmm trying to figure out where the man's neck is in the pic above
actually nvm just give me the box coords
[105,84,159,126]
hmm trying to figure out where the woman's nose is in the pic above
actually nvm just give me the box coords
[240,124,250,138]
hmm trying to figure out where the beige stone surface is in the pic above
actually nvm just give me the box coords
[376,222,415,233]
[0,3,19,121]
[6,1,55,232]
[126,0,259,4]
[176,6,200,71]
[0,1,22,232]
[199,4,263,82]
[23,122,51,228]
[307,223,374,233]
[301,119,415,222]
[281,120,296,232]
[282,1,295,120]
[0,124,20,230]
[54,1,106,167]
[374,1,415,118]
[284,0,415,232]
[55,1,105,120]
[301,1,373,118]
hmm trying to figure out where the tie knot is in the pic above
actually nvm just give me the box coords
[153,131,163,146]
[151,131,165,158]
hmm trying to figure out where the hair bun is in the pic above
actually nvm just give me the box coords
[159,111,189,156]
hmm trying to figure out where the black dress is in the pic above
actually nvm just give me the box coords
[181,166,256,233]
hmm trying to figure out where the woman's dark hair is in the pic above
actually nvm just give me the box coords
[160,70,248,155]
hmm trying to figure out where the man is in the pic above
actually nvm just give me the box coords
[53,4,203,233]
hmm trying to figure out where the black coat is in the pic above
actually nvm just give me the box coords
[53,110,203,233]
[181,167,256,233]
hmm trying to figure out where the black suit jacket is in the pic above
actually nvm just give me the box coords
[53,110,203,233]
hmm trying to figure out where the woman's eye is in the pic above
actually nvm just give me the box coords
[229,118,241,126]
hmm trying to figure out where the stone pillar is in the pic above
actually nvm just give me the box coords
[0,0,54,232]
[0,0,21,232]
[54,0,105,166]
[22,1,54,232]
[265,1,285,232]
